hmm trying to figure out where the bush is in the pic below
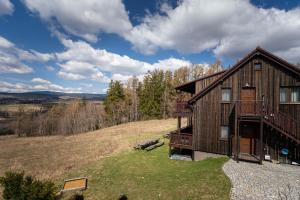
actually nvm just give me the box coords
[0,127,14,136]
[0,171,56,200]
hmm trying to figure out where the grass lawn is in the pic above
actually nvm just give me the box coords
[67,139,231,200]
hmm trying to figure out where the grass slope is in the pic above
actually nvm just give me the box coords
[0,119,231,199]
[0,119,181,179]
[68,140,231,200]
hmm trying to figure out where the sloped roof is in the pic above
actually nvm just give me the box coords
[188,46,300,104]
[175,70,227,94]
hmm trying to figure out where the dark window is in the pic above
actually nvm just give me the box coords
[254,63,262,70]
[220,126,229,140]
[280,88,288,103]
[222,89,231,102]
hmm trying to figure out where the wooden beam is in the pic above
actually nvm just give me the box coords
[177,116,181,134]
[237,120,240,163]
[260,118,263,164]
[231,104,237,161]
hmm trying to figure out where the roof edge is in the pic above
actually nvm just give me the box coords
[175,70,227,91]
[188,47,300,104]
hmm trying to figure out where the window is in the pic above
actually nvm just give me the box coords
[291,87,300,102]
[220,126,229,140]
[254,62,262,70]
[222,89,231,102]
[280,87,300,103]
[280,88,288,103]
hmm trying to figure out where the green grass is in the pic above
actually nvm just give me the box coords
[66,139,231,200]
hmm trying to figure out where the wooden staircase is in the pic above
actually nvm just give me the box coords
[261,106,300,144]
[235,100,300,144]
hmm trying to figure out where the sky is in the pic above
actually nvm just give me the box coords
[0,0,300,94]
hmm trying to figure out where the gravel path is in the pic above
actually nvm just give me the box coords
[223,159,300,200]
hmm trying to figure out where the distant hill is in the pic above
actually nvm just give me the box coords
[0,91,106,104]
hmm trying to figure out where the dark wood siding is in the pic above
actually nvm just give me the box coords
[195,73,224,93]
[193,55,300,155]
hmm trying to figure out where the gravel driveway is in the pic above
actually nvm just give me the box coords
[223,159,300,200]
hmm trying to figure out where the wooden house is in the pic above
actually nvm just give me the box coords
[170,47,300,164]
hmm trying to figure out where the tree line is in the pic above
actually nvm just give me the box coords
[9,62,222,136]
[11,101,106,136]
[104,62,222,124]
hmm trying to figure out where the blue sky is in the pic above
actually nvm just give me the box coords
[0,0,300,94]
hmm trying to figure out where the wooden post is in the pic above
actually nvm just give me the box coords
[259,118,263,164]
[177,116,181,134]
[234,107,238,161]
[236,120,240,163]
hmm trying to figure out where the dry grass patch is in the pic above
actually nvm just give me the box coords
[0,104,41,113]
[0,119,183,180]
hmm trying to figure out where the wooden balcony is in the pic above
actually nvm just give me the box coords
[169,126,193,149]
[235,100,263,116]
[173,101,192,117]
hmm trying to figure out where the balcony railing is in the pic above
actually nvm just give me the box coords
[169,132,193,149]
[173,101,192,117]
[235,100,263,116]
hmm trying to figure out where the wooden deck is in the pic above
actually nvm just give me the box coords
[169,126,193,150]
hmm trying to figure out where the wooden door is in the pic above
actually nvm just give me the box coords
[239,123,258,155]
[240,89,256,114]
[240,138,251,154]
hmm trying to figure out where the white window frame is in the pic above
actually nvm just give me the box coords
[221,88,231,102]
[280,87,288,103]
[220,126,229,140]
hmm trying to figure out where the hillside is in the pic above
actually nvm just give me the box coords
[0,118,232,200]
[0,91,106,104]
[0,119,181,179]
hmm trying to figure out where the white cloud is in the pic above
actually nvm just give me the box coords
[102,88,108,93]
[125,0,300,63]
[57,71,86,80]
[55,38,192,83]
[152,58,192,71]
[46,65,55,71]
[23,0,132,42]
[0,36,14,48]
[20,0,300,64]
[105,58,192,83]
[31,78,51,84]
[0,79,82,93]
[32,83,82,93]
[56,39,153,75]
[18,49,54,62]
[0,81,31,93]
[111,73,132,83]
[0,0,14,16]
[0,55,33,73]
[0,36,54,74]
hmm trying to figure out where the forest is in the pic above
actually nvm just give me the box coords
[5,62,222,136]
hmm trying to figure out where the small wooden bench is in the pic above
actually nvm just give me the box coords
[57,177,88,199]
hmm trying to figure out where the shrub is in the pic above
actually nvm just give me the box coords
[0,127,14,136]
[0,171,56,200]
